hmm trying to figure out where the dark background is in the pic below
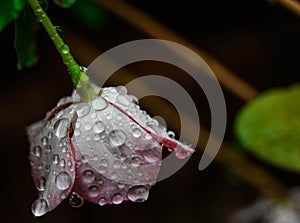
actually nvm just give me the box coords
[1,0,300,222]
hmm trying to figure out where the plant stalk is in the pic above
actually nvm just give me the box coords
[26,0,97,101]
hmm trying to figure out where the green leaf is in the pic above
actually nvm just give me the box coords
[0,0,26,31]
[68,0,106,29]
[53,0,77,8]
[234,83,300,173]
[14,7,39,70]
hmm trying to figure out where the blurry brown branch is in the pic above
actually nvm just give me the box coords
[277,0,300,16]
[94,0,259,102]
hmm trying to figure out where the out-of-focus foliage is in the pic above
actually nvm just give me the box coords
[67,0,106,29]
[235,83,300,172]
[53,0,77,8]
[0,0,26,31]
[15,8,39,70]
[1,0,106,70]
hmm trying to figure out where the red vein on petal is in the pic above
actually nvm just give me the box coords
[108,101,194,158]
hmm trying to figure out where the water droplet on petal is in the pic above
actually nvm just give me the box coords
[62,146,67,153]
[31,198,48,216]
[82,170,95,183]
[116,86,127,94]
[98,197,107,206]
[117,94,130,106]
[117,181,125,189]
[76,104,91,118]
[131,157,141,167]
[121,163,128,170]
[74,129,81,137]
[60,192,67,200]
[137,170,143,177]
[45,164,50,172]
[146,119,159,127]
[175,150,188,159]
[120,153,127,161]
[45,145,52,152]
[111,172,118,180]
[37,177,46,191]
[113,160,122,169]
[88,185,99,198]
[38,163,43,169]
[83,122,92,131]
[112,193,123,204]
[93,121,105,133]
[33,146,42,158]
[53,118,69,138]
[106,112,112,120]
[69,192,84,208]
[167,131,175,139]
[132,128,142,138]
[174,146,193,159]
[93,134,100,141]
[91,154,99,161]
[99,166,106,174]
[127,186,149,202]
[55,172,71,190]
[145,134,152,140]
[47,132,53,139]
[60,159,66,168]
[81,155,89,163]
[92,97,108,111]
[52,154,60,165]
[41,137,48,146]
[100,159,108,167]
[109,129,126,147]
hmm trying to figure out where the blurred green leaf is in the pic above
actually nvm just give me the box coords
[0,0,26,31]
[53,0,77,8]
[14,7,39,70]
[68,0,106,29]
[235,83,300,172]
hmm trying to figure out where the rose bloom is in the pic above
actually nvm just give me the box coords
[27,85,194,216]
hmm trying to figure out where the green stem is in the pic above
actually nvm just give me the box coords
[26,0,97,101]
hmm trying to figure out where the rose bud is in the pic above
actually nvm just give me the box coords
[27,85,194,217]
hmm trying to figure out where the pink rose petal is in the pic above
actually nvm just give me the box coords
[28,103,77,216]
[27,85,194,216]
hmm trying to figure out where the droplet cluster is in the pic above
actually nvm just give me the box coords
[28,103,77,216]
[71,86,160,205]
[28,84,194,216]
